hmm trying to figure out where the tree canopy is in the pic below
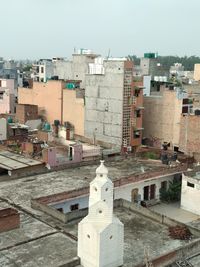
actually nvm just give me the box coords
[127,55,200,71]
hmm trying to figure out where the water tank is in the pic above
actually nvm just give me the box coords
[54,120,60,126]
[144,53,156,59]
[7,117,13,123]
[43,122,51,131]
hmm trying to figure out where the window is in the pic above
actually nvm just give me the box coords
[135,110,141,118]
[133,130,140,139]
[187,182,194,188]
[183,99,189,105]
[70,203,79,211]
[41,67,44,73]
[182,106,188,114]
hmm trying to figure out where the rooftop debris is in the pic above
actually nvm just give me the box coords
[168,225,192,240]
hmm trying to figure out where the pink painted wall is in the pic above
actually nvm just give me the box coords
[0,79,15,114]
[18,81,64,124]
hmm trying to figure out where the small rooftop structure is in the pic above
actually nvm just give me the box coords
[0,150,44,179]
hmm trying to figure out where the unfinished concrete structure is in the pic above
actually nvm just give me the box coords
[85,59,143,151]
[143,86,192,150]
[179,114,200,161]
[31,50,98,88]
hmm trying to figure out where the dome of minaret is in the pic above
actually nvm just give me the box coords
[96,160,108,176]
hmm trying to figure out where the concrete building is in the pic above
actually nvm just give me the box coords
[194,64,200,81]
[78,161,124,267]
[18,80,63,124]
[179,113,200,161]
[63,87,85,137]
[140,53,169,79]
[1,154,200,266]
[0,78,16,114]
[85,59,143,151]
[31,59,54,82]
[18,80,84,136]
[181,172,200,215]
[31,49,98,88]
[170,63,184,80]
[143,86,192,150]
[0,118,7,141]
[53,50,98,88]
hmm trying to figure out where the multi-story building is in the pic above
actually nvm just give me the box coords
[31,49,98,88]
[143,85,193,150]
[19,53,143,151]
[0,78,16,114]
[194,64,200,81]
[179,112,200,161]
[84,59,143,151]
[31,59,54,82]
[18,80,84,136]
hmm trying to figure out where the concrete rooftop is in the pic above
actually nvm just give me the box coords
[0,157,191,266]
[0,150,42,170]
[55,206,196,267]
[0,199,77,267]
[0,157,176,213]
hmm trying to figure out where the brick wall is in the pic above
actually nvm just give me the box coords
[16,104,38,124]
[179,115,200,159]
[0,208,20,233]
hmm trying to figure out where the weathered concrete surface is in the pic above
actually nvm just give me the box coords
[0,158,170,214]
[115,208,193,267]
[0,211,56,250]
[150,202,200,224]
[0,233,77,267]
[59,207,193,267]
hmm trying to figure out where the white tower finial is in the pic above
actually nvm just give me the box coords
[78,161,124,267]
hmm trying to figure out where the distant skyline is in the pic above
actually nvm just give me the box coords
[1,0,200,59]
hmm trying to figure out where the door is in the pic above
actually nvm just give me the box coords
[150,184,156,200]
[131,188,139,203]
[143,186,149,201]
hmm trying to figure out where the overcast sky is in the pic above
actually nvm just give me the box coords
[1,0,200,59]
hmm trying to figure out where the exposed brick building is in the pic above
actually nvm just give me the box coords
[16,104,38,124]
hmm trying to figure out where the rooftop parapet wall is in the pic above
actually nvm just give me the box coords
[0,208,20,233]
[32,164,187,206]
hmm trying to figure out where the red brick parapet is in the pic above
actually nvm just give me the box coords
[0,208,20,233]
[33,164,187,205]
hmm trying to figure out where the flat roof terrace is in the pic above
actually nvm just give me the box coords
[0,200,77,267]
[0,158,186,213]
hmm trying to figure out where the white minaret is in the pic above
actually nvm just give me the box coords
[78,161,124,267]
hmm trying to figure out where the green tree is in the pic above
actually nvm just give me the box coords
[160,179,181,202]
